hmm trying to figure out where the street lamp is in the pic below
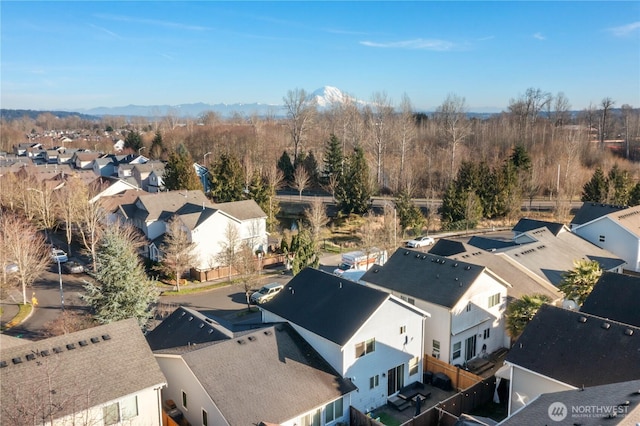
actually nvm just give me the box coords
[203,151,212,166]
[138,146,146,155]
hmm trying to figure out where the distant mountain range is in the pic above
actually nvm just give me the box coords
[2,86,502,121]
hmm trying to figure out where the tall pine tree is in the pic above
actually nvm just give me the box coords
[336,146,372,215]
[581,167,608,203]
[163,145,202,191]
[209,152,245,202]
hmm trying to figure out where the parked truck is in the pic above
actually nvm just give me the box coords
[333,248,388,276]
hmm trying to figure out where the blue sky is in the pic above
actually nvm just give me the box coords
[2,1,639,112]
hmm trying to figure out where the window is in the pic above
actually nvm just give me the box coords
[432,340,441,358]
[483,328,490,339]
[488,293,501,308]
[409,357,419,376]
[202,409,208,426]
[355,338,376,358]
[453,342,462,359]
[103,403,119,425]
[369,375,379,389]
[325,398,343,422]
[121,395,138,420]
[301,408,321,426]
[399,325,406,334]
[466,302,472,312]
[182,390,188,409]
[599,235,606,242]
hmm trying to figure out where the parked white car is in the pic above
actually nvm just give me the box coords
[250,283,284,304]
[406,236,435,248]
[50,249,68,263]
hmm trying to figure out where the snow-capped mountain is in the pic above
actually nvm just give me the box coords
[310,86,367,109]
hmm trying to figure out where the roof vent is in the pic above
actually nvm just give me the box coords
[247,336,256,342]
[621,400,630,406]
[465,266,471,270]
[578,316,587,323]
[53,347,63,353]
[207,329,214,334]
[12,357,22,364]
[415,254,421,258]
[199,323,204,328]
[102,334,111,341]
[180,311,186,317]
[90,337,100,344]
[78,340,88,347]
[26,353,36,361]
[0,361,7,368]
[264,330,273,336]
[373,269,379,273]
[40,350,50,357]
[237,339,246,345]
[441,260,446,265]
[188,316,194,321]
[602,322,611,330]
[66,343,76,350]
[625,329,634,336]
[453,263,458,267]
[404,251,410,255]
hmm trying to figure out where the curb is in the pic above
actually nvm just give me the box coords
[2,303,35,330]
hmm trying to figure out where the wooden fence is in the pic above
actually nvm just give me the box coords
[189,254,286,282]
[423,354,483,391]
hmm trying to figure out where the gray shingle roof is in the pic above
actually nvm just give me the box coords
[362,249,485,309]
[0,319,166,421]
[179,323,356,425]
[505,304,640,388]
[580,272,640,328]
[212,199,267,221]
[499,379,640,426]
[260,267,391,346]
[571,202,628,226]
[512,218,567,236]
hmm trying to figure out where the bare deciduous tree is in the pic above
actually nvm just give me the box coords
[293,166,310,200]
[217,222,241,281]
[304,197,329,248]
[1,213,50,304]
[435,93,472,182]
[75,182,107,272]
[284,88,317,165]
[159,216,198,291]
[599,97,615,149]
[235,245,260,310]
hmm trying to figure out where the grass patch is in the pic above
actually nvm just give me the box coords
[3,304,33,329]
[160,281,230,295]
[374,412,402,426]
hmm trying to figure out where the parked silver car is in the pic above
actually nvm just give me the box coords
[250,283,284,304]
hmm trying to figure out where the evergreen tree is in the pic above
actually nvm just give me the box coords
[277,151,295,184]
[209,152,245,202]
[607,164,631,205]
[629,183,640,206]
[509,144,532,171]
[439,162,484,230]
[395,190,424,236]
[248,171,280,232]
[302,150,320,188]
[558,259,602,306]
[581,167,608,203]
[124,131,143,153]
[335,146,372,215]
[322,134,344,186]
[149,130,165,160]
[505,294,551,339]
[163,145,202,191]
[289,228,319,275]
[82,225,158,328]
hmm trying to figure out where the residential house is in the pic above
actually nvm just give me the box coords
[503,304,640,416]
[571,204,640,272]
[569,202,627,230]
[132,161,165,192]
[113,139,125,152]
[116,190,268,271]
[154,322,357,426]
[362,249,508,366]
[147,167,165,193]
[431,239,562,304]
[511,218,567,238]
[580,271,640,327]
[88,176,140,204]
[92,156,117,176]
[260,267,428,413]
[498,379,640,425]
[72,151,102,170]
[0,318,167,425]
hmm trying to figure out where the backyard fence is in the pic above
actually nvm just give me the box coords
[423,355,483,391]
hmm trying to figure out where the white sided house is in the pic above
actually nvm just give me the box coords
[571,204,640,272]
[362,249,509,366]
[116,190,267,271]
[0,319,167,425]
[259,268,429,414]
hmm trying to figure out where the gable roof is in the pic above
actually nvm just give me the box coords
[362,249,485,309]
[571,202,628,226]
[499,379,640,426]
[580,272,640,327]
[505,304,640,387]
[176,323,356,425]
[429,239,467,257]
[496,227,625,285]
[467,235,518,251]
[443,239,562,302]
[260,268,392,346]
[0,319,166,421]
[607,205,640,236]
[146,307,234,351]
[512,218,567,236]
[212,199,267,221]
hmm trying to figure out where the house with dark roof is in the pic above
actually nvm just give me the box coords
[0,318,166,425]
[116,190,268,272]
[362,249,509,366]
[571,204,640,272]
[503,304,640,416]
[511,218,567,238]
[580,271,640,327]
[260,267,428,413]
[132,161,164,192]
[570,202,627,229]
[498,379,640,425]
[153,322,357,426]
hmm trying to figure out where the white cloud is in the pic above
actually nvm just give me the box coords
[359,38,455,51]
[533,32,546,41]
[88,23,120,39]
[607,21,640,37]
